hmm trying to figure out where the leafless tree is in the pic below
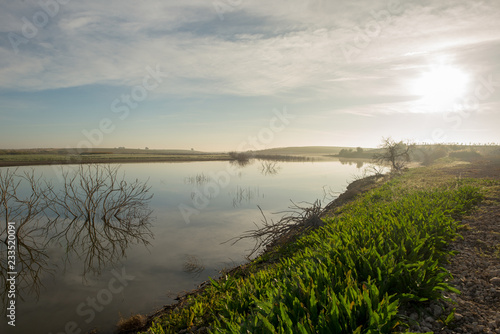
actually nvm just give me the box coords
[373,137,416,172]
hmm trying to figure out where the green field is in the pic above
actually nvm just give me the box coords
[0,148,231,167]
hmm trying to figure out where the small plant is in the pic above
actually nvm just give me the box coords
[116,314,147,333]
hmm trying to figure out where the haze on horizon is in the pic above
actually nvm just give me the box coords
[0,0,499,151]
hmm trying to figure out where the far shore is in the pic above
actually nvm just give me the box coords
[0,149,353,168]
[0,154,234,168]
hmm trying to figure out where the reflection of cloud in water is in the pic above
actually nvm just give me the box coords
[148,209,260,271]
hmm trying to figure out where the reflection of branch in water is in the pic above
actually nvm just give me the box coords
[0,168,55,306]
[259,161,281,176]
[230,186,263,208]
[183,255,205,278]
[322,185,341,202]
[184,173,212,186]
[46,164,154,276]
[229,158,254,168]
[0,164,154,308]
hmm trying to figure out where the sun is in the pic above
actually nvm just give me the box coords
[412,65,469,111]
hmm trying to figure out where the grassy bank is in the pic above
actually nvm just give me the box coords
[132,165,492,334]
[0,153,232,167]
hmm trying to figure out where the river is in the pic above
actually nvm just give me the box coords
[0,159,365,333]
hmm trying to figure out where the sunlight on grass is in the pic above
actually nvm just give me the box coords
[142,174,485,334]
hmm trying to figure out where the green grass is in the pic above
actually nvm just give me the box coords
[0,148,233,166]
[141,172,486,334]
[0,154,73,162]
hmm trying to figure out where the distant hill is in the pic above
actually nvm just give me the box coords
[252,146,378,157]
[100,148,210,155]
[0,148,213,155]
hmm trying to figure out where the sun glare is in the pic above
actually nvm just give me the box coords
[412,65,469,112]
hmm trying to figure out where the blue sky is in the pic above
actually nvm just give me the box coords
[0,0,499,150]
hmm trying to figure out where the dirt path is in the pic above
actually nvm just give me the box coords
[403,158,500,333]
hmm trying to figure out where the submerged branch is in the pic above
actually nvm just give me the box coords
[227,200,324,258]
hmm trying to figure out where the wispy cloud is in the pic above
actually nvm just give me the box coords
[2,0,499,97]
[0,0,499,148]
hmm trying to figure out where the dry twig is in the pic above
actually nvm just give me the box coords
[226,200,324,258]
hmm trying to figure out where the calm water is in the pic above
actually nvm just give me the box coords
[0,159,364,333]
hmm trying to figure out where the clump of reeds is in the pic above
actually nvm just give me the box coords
[116,314,147,333]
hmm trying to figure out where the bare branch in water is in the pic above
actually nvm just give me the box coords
[226,200,324,258]
[45,164,154,276]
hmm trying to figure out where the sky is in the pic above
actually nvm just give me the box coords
[0,0,499,151]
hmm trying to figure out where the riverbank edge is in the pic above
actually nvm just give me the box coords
[117,159,499,334]
[113,173,392,334]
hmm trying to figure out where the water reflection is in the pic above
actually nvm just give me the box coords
[0,169,54,306]
[46,165,154,276]
[338,158,365,169]
[259,161,281,176]
[0,160,369,333]
[0,164,153,308]
[229,157,254,168]
[183,255,205,278]
[184,173,212,186]
[230,186,264,208]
